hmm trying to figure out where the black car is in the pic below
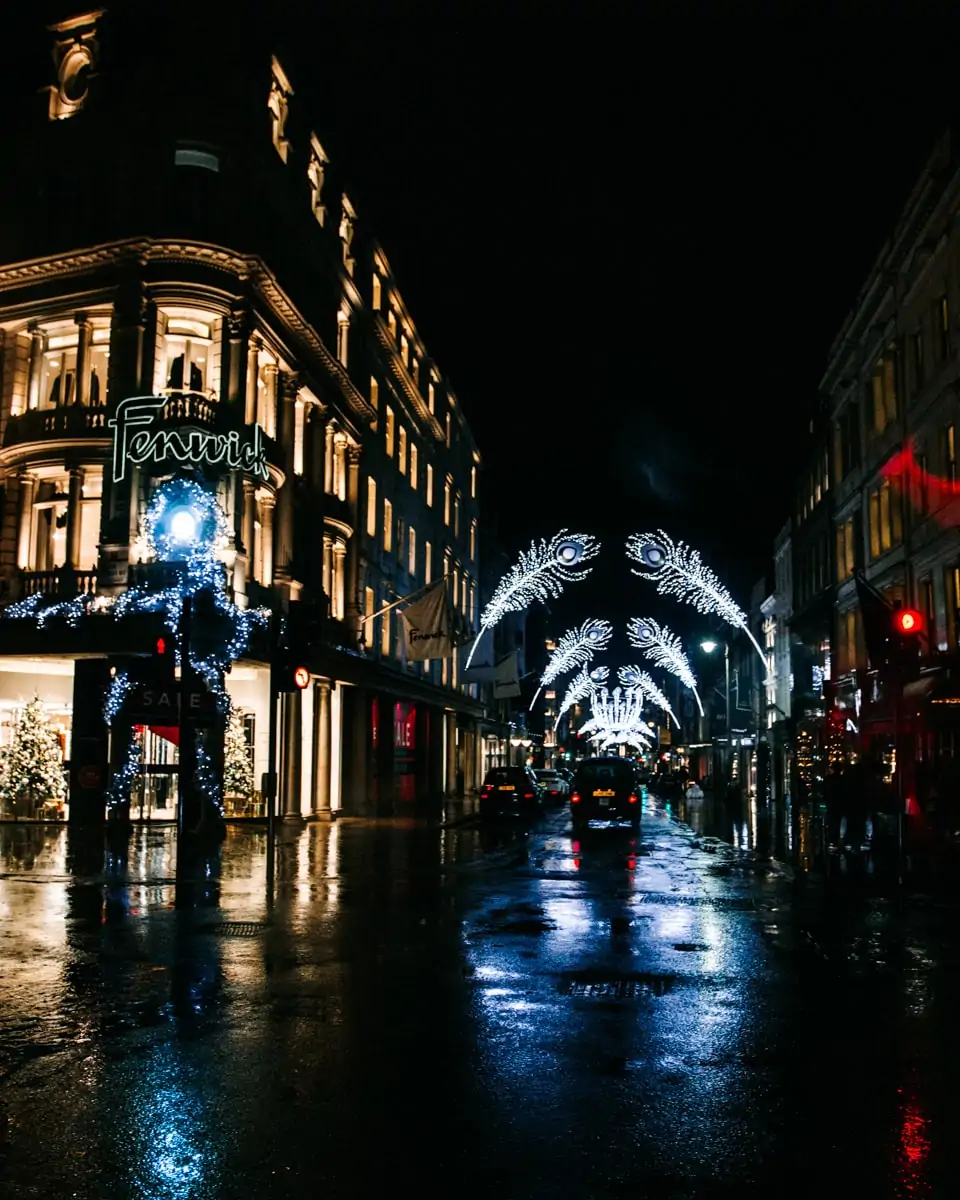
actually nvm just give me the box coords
[570,757,641,830]
[479,767,543,818]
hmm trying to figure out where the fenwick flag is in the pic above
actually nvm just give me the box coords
[401,580,455,661]
[854,570,893,669]
[492,651,522,700]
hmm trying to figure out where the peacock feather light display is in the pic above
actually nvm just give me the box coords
[465,530,600,668]
[530,618,612,710]
[627,616,703,717]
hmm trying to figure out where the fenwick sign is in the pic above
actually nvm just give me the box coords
[108,395,269,484]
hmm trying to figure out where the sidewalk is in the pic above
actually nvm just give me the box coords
[439,791,480,828]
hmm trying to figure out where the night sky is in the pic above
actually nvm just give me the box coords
[20,4,960,644]
[268,5,958,623]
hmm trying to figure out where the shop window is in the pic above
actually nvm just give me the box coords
[31,478,68,571]
[158,313,214,396]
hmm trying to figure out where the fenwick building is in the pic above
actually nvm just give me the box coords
[0,9,495,825]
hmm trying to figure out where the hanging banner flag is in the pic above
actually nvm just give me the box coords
[401,580,454,661]
[492,651,522,699]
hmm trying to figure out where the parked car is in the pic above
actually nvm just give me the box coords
[535,769,569,801]
[479,767,543,818]
[570,757,641,830]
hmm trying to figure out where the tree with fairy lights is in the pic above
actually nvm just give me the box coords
[223,704,254,801]
[0,698,66,818]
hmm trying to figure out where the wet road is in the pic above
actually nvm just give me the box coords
[1,791,958,1198]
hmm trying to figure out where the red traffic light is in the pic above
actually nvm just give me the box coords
[156,637,168,655]
[894,608,923,634]
[293,666,310,689]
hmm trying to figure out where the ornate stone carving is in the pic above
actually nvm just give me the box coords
[46,10,103,122]
[308,134,329,227]
[268,56,294,163]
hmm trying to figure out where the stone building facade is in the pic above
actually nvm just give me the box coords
[0,8,487,821]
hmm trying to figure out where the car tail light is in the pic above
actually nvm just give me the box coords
[571,792,581,803]
[629,794,638,804]
[524,792,533,799]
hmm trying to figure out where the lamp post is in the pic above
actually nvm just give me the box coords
[701,639,731,791]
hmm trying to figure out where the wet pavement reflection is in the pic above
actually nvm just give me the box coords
[0,792,958,1197]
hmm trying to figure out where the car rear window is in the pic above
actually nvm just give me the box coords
[574,761,635,788]
[484,769,525,785]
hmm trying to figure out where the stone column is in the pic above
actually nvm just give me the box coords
[311,678,332,817]
[226,308,246,406]
[65,467,85,569]
[445,711,457,797]
[345,445,362,640]
[342,685,368,816]
[273,372,298,584]
[69,659,111,825]
[241,478,257,573]
[17,474,36,569]
[26,325,43,411]
[74,313,92,407]
[280,689,303,820]
[324,424,335,492]
[245,336,260,425]
[260,494,275,586]
[261,363,279,438]
[332,542,346,622]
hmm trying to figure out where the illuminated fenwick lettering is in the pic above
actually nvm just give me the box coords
[108,396,269,483]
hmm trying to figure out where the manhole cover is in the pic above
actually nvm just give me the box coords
[200,921,269,937]
[560,972,677,998]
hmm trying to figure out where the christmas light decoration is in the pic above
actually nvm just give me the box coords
[0,698,67,817]
[617,665,679,729]
[194,743,224,817]
[579,686,654,750]
[530,618,612,710]
[103,671,134,725]
[224,704,254,801]
[466,530,599,668]
[627,617,704,716]
[105,731,141,810]
[626,529,767,673]
[555,665,608,729]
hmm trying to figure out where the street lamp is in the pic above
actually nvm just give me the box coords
[701,638,731,792]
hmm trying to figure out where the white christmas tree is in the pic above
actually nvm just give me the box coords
[0,698,66,816]
[223,704,254,799]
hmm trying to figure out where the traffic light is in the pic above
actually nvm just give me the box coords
[894,608,923,635]
[891,606,924,678]
[273,601,318,692]
[152,632,176,680]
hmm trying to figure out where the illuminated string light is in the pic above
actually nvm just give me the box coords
[466,530,600,668]
[617,665,679,729]
[627,617,703,717]
[103,671,134,725]
[626,528,768,673]
[530,618,612,711]
[579,685,654,750]
[555,665,608,730]
[105,730,141,810]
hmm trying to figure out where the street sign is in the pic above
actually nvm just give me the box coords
[126,683,219,726]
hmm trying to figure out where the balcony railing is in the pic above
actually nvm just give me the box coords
[3,405,108,448]
[21,569,97,598]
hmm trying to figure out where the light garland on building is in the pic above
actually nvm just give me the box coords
[627,616,704,717]
[530,618,612,711]
[466,530,600,668]
[555,665,608,730]
[626,528,768,674]
[103,671,134,724]
[617,665,679,729]
[104,730,142,810]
